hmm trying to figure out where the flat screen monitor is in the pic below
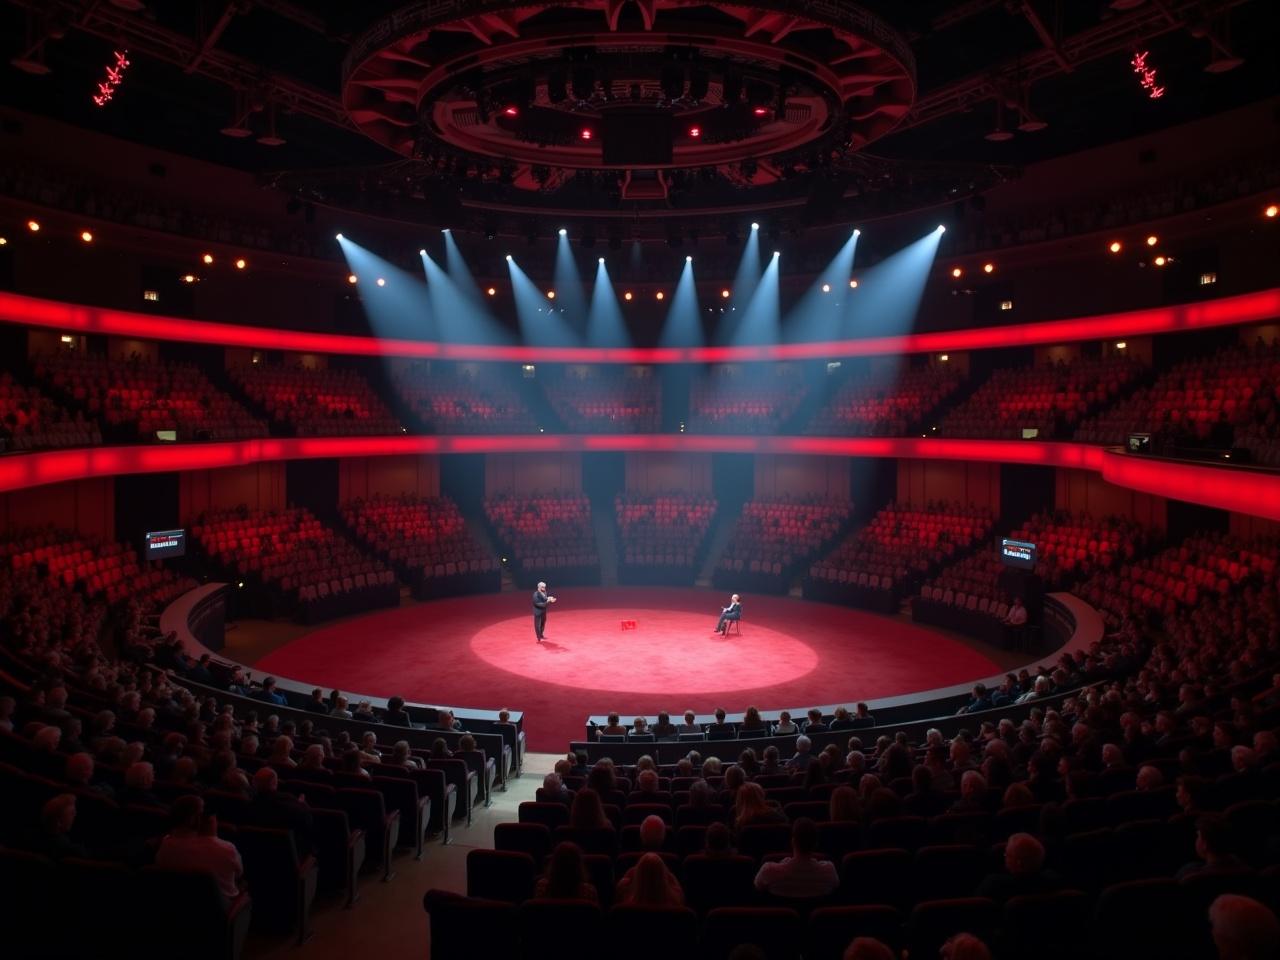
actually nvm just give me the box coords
[1127,432,1152,453]
[145,529,186,560]
[1000,538,1036,570]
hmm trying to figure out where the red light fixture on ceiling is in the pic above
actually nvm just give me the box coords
[951,266,963,279]
[753,107,768,116]
[503,106,518,117]
[623,291,633,301]
[27,220,40,232]
[1109,240,1123,254]
[234,258,247,270]
[580,128,592,141]
[655,291,665,301]
[1266,204,1278,219]
[202,253,214,264]
[80,230,93,243]
[1146,235,1158,246]
[721,289,731,299]
[982,262,995,274]
[689,126,701,138]
[1153,255,1167,267]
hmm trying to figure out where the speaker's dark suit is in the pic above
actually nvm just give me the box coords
[533,589,549,640]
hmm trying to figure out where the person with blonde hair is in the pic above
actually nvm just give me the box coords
[733,781,785,836]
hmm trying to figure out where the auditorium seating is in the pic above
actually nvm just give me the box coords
[714,499,852,594]
[543,367,661,433]
[1005,511,1148,587]
[394,361,539,434]
[806,503,994,612]
[1076,341,1278,455]
[941,355,1143,440]
[0,371,101,450]
[689,365,808,434]
[615,494,717,585]
[808,363,964,437]
[190,507,397,622]
[32,351,266,442]
[341,495,500,599]
[484,494,600,587]
[227,362,401,437]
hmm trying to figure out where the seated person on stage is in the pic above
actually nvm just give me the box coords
[595,713,628,739]
[651,711,678,739]
[1005,597,1028,627]
[714,594,742,635]
[629,717,651,739]
[773,711,798,736]
[706,708,735,738]
[850,702,876,728]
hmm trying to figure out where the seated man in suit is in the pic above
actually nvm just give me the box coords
[714,594,742,635]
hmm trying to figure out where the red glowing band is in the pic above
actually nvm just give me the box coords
[1,288,1277,364]
[1,436,1276,521]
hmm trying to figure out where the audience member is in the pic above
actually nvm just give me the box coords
[753,818,838,898]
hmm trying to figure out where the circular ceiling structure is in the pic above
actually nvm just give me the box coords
[343,0,916,189]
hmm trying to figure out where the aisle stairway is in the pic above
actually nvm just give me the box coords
[591,504,619,587]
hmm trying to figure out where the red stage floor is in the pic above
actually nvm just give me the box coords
[255,587,1003,751]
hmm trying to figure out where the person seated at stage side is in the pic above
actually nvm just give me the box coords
[715,594,742,635]
[651,711,678,740]
[428,709,461,732]
[958,683,994,715]
[786,735,816,773]
[773,711,798,736]
[828,707,856,731]
[677,710,702,736]
[975,832,1062,902]
[534,841,598,903]
[753,817,839,899]
[850,702,876,729]
[569,788,611,829]
[253,676,287,706]
[629,716,651,739]
[739,706,767,736]
[383,696,413,727]
[1005,597,1028,626]
[352,700,379,723]
[595,713,628,740]
[329,695,352,719]
[391,741,422,770]
[804,709,828,734]
[733,782,786,838]
[706,708,735,738]
[616,852,684,907]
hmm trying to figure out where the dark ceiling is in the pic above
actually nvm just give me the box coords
[1,1,1276,204]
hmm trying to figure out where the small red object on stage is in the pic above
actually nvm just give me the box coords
[620,619,637,631]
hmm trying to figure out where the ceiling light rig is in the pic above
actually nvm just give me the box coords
[92,50,130,107]
[1130,50,1165,100]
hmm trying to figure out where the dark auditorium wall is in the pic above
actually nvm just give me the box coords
[108,338,160,361]
[753,455,851,500]
[0,478,114,539]
[485,453,582,496]
[624,452,712,494]
[1230,512,1280,539]
[178,463,286,522]
[1055,468,1166,530]
[337,455,440,502]
[897,459,1000,511]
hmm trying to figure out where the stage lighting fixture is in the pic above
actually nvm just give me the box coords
[655,291,665,300]
[1146,235,1158,246]
[982,262,994,274]
[849,279,859,289]
[753,106,768,116]
[751,222,759,231]
[376,277,386,286]
[235,258,247,270]
[0,237,6,246]
[624,291,633,301]
[77,230,93,243]
[580,128,592,140]
[418,248,426,255]
[773,250,780,257]
[26,220,39,232]
[335,233,343,240]
[504,106,518,116]
[559,228,567,236]
[1266,204,1279,219]
[936,224,946,233]
[202,253,214,264]
[821,283,831,293]
[1153,255,1167,267]
[547,290,556,299]
[689,126,701,138]
[347,274,358,284]
[598,257,605,264]
[721,289,730,298]
[181,274,196,284]
[853,228,861,236]
[939,354,950,362]
[1109,241,1122,253]
[686,255,692,262]
[487,287,497,296]
[1115,341,1127,350]
[951,266,963,278]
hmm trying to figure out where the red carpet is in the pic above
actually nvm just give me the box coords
[255,587,1002,752]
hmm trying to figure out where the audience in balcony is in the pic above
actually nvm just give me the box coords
[0,371,100,450]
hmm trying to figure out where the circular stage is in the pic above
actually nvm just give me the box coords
[254,587,1005,752]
